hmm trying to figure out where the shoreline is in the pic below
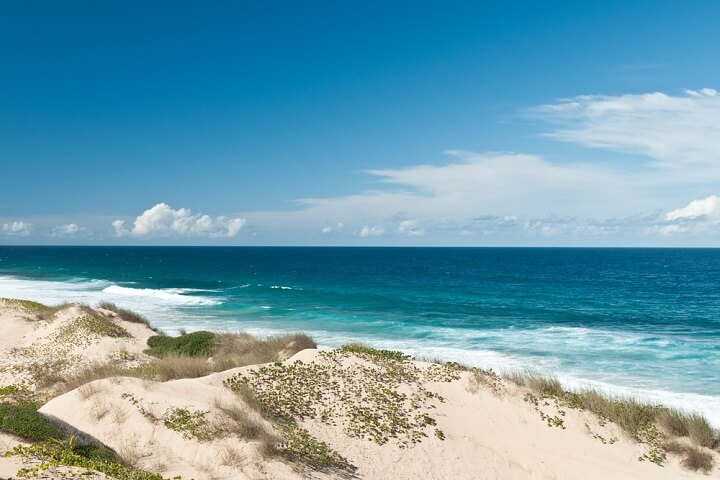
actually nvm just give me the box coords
[1,269,719,428]
[0,297,719,479]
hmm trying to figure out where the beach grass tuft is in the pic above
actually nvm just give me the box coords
[664,440,715,473]
[97,301,160,332]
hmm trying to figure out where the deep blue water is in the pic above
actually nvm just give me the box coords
[1,246,719,422]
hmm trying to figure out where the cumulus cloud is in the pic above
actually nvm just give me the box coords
[359,225,385,237]
[113,203,246,238]
[534,88,720,172]
[652,195,720,236]
[397,219,425,237]
[1,221,32,236]
[666,195,719,221]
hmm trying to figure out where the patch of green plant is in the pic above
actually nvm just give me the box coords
[423,362,463,383]
[278,424,354,473]
[0,298,56,319]
[56,313,131,341]
[0,384,30,397]
[5,440,180,480]
[1,298,47,311]
[121,393,157,421]
[338,343,411,363]
[162,407,214,440]
[0,401,65,441]
[224,344,459,467]
[145,331,215,358]
[71,442,119,464]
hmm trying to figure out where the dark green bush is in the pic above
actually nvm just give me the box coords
[145,331,215,358]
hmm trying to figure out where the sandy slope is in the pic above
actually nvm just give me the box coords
[42,349,720,480]
[0,300,155,392]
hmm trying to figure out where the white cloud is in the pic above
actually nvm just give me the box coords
[359,225,385,237]
[114,203,246,238]
[112,220,128,237]
[653,195,720,236]
[11,87,713,246]
[397,219,425,237]
[2,221,32,236]
[297,151,640,221]
[666,195,719,221]
[320,222,344,234]
[51,223,81,236]
[534,88,720,172]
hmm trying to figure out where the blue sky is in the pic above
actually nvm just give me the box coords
[2,1,720,245]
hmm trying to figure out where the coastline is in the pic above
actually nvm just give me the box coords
[1,265,720,429]
[1,297,719,479]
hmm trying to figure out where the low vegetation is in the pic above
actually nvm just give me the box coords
[223,344,467,474]
[0,400,172,479]
[145,331,215,358]
[663,440,715,473]
[4,299,718,476]
[0,297,62,320]
[7,440,179,480]
[98,301,159,332]
[508,372,719,468]
[162,407,213,440]
[0,401,65,441]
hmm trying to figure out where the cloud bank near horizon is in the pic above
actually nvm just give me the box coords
[3,88,720,245]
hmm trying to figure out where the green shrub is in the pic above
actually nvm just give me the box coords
[145,331,215,358]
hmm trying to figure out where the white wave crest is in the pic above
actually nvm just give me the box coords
[102,285,220,306]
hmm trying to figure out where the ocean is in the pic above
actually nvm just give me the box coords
[1,246,719,424]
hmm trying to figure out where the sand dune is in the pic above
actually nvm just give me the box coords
[1,299,719,479]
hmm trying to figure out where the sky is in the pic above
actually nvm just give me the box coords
[2,0,720,246]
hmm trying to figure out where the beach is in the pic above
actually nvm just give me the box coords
[0,298,719,479]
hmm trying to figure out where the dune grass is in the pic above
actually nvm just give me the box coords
[663,439,714,473]
[98,301,160,332]
[507,372,719,467]
[0,297,65,320]
[55,327,317,393]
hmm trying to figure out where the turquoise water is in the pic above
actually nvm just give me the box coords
[1,246,719,423]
